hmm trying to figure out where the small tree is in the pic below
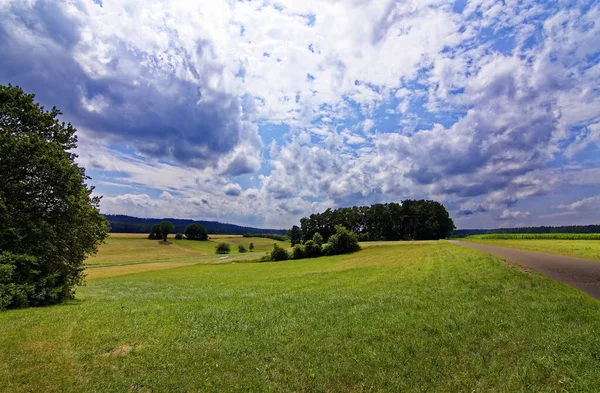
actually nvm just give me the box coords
[184,223,208,240]
[270,243,289,261]
[249,243,254,252]
[312,232,324,246]
[160,221,175,242]
[216,243,231,254]
[238,244,247,253]
[287,225,302,246]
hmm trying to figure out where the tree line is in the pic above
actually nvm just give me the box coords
[290,200,455,244]
[453,224,600,237]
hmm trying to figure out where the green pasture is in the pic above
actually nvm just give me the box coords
[463,237,600,262]
[2,242,600,392]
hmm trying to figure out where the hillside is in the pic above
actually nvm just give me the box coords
[104,214,287,235]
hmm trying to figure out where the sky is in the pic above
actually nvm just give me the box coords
[1,0,599,230]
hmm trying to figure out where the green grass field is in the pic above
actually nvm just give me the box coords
[463,238,600,262]
[466,233,600,240]
[2,241,600,392]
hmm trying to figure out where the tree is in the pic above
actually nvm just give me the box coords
[148,223,161,239]
[184,223,208,240]
[238,244,247,253]
[249,243,254,252]
[287,225,302,246]
[291,244,304,260]
[0,84,109,310]
[160,221,174,242]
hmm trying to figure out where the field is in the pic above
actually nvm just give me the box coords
[466,233,600,240]
[463,235,600,262]
[2,241,600,392]
[84,234,289,279]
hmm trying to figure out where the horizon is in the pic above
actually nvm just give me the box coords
[2,0,599,229]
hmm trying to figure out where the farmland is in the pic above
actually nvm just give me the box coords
[463,234,600,262]
[2,241,600,392]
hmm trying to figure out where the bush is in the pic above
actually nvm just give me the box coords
[291,244,304,260]
[174,233,183,240]
[259,254,271,262]
[303,240,322,258]
[249,243,254,252]
[270,243,289,261]
[238,244,247,253]
[215,243,231,254]
[321,243,333,256]
[184,223,208,240]
[325,225,361,255]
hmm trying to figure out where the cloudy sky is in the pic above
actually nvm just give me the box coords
[1,0,599,229]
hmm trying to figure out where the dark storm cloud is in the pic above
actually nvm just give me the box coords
[0,1,245,169]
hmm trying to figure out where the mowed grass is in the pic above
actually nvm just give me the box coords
[463,238,600,262]
[2,242,600,392]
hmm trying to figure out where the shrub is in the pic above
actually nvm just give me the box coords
[249,243,254,252]
[321,243,333,256]
[174,233,183,240]
[303,240,322,258]
[325,225,361,256]
[215,243,231,254]
[148,223,161,240]
[238,244,247,253]
[184,223,208,240]
[270,243,289,261]
[291,244,305,260]
[259,254,271,262]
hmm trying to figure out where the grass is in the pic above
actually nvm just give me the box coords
[466,233,600,240]
[463,238,600,262]
[2,242,600,392]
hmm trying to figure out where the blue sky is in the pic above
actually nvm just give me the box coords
[1,0,599,229]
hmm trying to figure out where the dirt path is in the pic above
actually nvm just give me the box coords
[449,240,600,300]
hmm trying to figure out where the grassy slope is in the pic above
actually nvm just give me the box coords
[463,238,600,262]
[2,242,600,392]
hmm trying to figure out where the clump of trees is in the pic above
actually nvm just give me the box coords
[261,226,361,262]
[0,84,109,310]
[184,223,208,240]
[299,200,455,242]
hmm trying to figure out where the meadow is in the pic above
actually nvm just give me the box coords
[2,241,600,392]
[84,234,288,279]
[464,234,600,262]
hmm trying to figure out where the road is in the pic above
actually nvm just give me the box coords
[449,240,600,300]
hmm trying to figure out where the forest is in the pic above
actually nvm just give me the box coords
[297,200,456,242]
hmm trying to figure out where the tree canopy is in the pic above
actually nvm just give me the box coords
[0,84,108,310]
[298,200,455,242]
[184,223,208,240]
[160,221,175,242]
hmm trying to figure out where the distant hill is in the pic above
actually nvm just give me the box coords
[104,214,287,235]
[453,225,600,237]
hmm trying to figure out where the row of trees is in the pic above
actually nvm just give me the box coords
[148,222,208,241]
[290,200,455,244]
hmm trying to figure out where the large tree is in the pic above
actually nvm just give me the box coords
[0,84,109,310]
